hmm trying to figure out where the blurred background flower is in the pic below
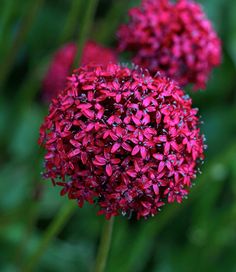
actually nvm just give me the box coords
[117,0,221,90]
[0,0,236,271]
[42,41,117,102]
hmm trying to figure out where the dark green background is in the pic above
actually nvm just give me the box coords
[0,0,236,271]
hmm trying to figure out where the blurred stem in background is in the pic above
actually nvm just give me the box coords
[73,0,99,67]
[94,0,129,44]
[23,201,77,272]
[0,0,15,52]
[94,218,115,272]
[60,0,83,44]
[14,148,45,269]
[0,0,44,90]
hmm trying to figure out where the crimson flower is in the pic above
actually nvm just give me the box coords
[39,64,204,219]
[42,41,117,102]
[117,0,221,90]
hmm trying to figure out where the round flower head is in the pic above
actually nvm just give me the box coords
[42,41,117,102]
[117,0,221,90]
[39,63,204,219]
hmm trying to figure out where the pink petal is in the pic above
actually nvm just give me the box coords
[81,152,87,164]
[106,164,113,176]
[134,160,141,172]
[136,110,143,119]
[116,127,123,137]
[132,115,141,126]
[83,109,94,119]
[129,136,138,144]
[68,149,80,158]
[111,158,121,164]
[153,153,164,160]
[103,131,110,139]
[168,193,175,203]
[166,161,173,171]
[96,109,104,119]
[141,201,151,208]
[127,125,135,131]
[110,132,118,141]
[112,81,120,90]
[159,135,167,142]
[132,145,140,156]
[164,142,170,154]
[116,94,122,103]
[122,142,132,151]
[69,139,81,148]
[94,155,106,165]
[87,91,94,101]
[85,123,94,132]
[143,97,151,107]
[82,84,94,90]
[140,146,147,159]
[107,116,115,125]
[142,114,150,125]
[138,132,144,142]
[158,161,165,172]
[153,184,159,195]
[127,170,137,178]
[77,103,92,110]
[111,143,121,153]
[171,141,179,151]
[156,111,162,124]
[124,116,131,124]
[143,130,152,139]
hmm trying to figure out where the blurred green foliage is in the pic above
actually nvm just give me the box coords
[0,0,236,271]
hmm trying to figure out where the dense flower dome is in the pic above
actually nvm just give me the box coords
[39,63,204,219]
[42,41,117,102]
[117,0,221,90]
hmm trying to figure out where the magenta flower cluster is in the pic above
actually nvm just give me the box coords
[117,0,221,90]
[39,64,204,219]
[42,41,117,102]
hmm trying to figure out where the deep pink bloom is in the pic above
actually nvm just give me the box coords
[42,41,117,102]
[117,0,221,90]
[39,64,204,219]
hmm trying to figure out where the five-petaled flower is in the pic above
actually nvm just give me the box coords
[117,0,221,90]
[39,63,204,219]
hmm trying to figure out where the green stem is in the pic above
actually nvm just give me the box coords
[23,201,77,272]
[60,0,83,43]
[0,0,16,51]
[94,217,115,272]
[94,0,128,44]
[14,200,39,268]
[14,148,45,268]
[73,0,99,67]
[0,0,44,89]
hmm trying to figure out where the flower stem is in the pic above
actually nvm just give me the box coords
[59,0,83,43]
[94,217,115,272]
[94,0,128,44]
[24,201,77,272]
[73,0,99,67]
[0,0,16,51]
[0,0,44,89]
